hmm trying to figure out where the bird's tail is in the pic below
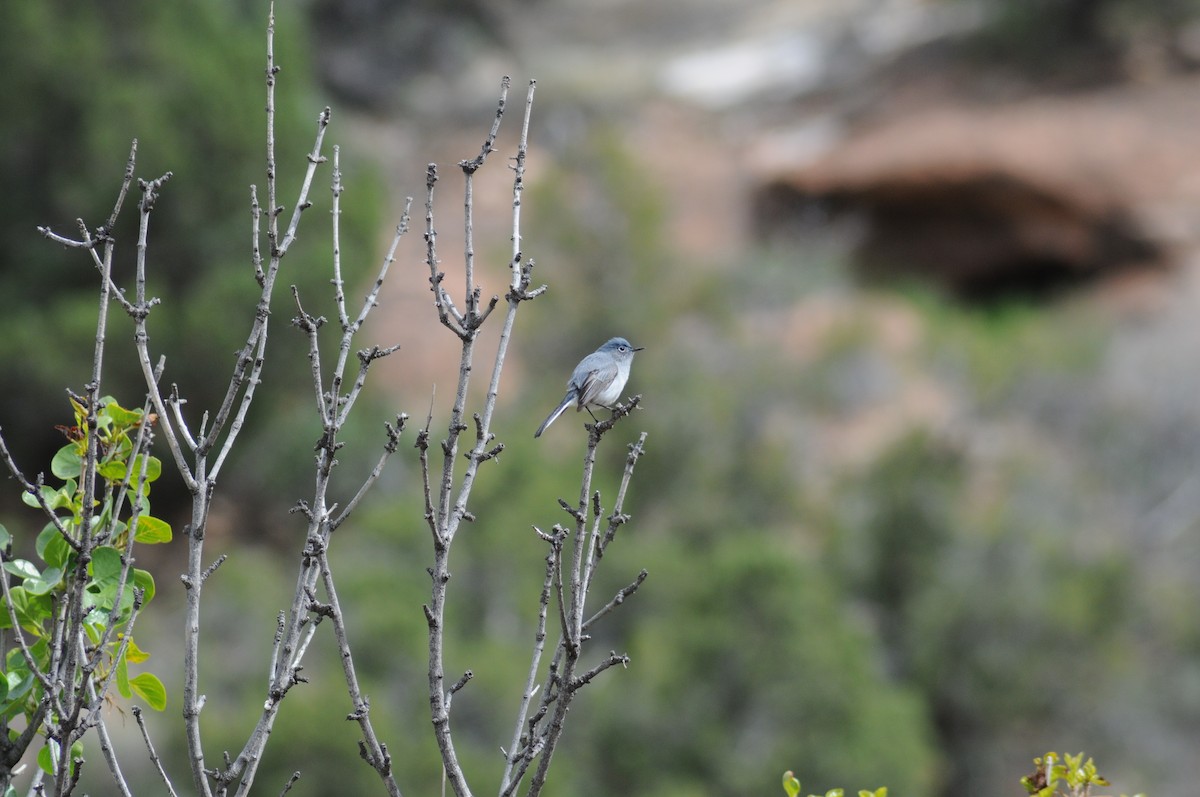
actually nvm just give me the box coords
[534,395,574,438]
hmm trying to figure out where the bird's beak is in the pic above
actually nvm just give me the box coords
[633,346,645,352]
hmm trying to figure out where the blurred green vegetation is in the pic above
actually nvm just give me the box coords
[0,0,385,529]
[2,4,1197,797]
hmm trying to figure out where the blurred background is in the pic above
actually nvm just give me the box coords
[5,0,1200,794]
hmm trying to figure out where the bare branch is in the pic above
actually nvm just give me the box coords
[86,679,134,797]
[499,528,562,793]
[290,285,330,421]
[582,570,648,632]
[424,164,466,336]
[331,415,407,531]
[277,772,301,797]
[347,200,412,337]
[276,107,331,257]
[131,177,195,492]
[36,225,94,249]
[207,324,268,481]
[251,185,265,287]
[570,651,630,691]
[132,706,180,797]
[460,77,509,175]
[104,139,140,232]
[316,552,402,795]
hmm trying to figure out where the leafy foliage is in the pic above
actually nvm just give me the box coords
[785,750,1145,797]
[1021,752,1144,797]
[0,396,169,785]
[782,770,886,797]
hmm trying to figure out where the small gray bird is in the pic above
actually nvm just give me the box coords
[534,337,644,437]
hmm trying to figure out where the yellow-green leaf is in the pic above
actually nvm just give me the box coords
[123,635,150,664]
[129,672,167,711]
[134,516,172,544]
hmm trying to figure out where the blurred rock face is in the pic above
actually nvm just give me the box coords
[754,80,1200,299]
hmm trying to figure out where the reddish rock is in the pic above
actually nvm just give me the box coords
[755,79,1200,296]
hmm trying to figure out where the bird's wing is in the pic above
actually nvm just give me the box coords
[575,359,619,409]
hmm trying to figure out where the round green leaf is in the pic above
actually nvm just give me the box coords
[129,672,167,711]
[89,546,122,583]
[130,454,162,485]
[50,445,82,480]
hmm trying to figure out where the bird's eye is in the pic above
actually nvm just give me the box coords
[619,346,627,352]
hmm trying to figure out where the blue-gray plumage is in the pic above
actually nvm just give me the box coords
[534,337,644,437]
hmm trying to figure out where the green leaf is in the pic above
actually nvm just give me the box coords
[90,547,122,583]
[103,401,143,428]
[783,772,801,797]
[133,515,171,544]
[5,668,34,704]
[36,524,72,570]
[37,741,83,779]
[115,649,131,699]
[53,480,77,511]
[132,568,156,605]
[129,454,162,486]
[0,524,10,550]
[97,460,127,481]
[43,533,72,571]
[25,481,77,512]
[50,445,83,480]
[23,567,62,597]
[35,523,57,560]
[129,672,166,710]
[2,560,39,581]
[86,547,124,616]
[3,587,53,634]
[108,434,134,462]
